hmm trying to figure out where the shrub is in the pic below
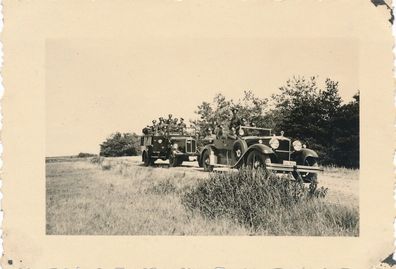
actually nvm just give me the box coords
[77,152,97,158]
[90,156,104,165]
[99,132,141,157]
[182,168,357,236]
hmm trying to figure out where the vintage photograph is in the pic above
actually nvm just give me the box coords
[46,38,359,236]
[4,1,395,268]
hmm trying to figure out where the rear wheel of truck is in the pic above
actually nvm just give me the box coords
[202,150,214,172]
[143,151,151,167]
[169,152,180,167]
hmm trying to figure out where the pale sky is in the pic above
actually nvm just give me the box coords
[46,37,358,156]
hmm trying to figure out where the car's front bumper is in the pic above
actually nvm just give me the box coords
[266,163,323,173]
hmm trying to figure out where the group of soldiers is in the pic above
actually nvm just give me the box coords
[203,108,257,140]
[142,114,187,135]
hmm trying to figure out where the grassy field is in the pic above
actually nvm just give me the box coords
[46,156,359,236]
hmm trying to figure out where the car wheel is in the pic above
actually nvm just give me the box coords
[202,150,214,172]
[169,151,179,167]
[143,151,151,166]
[198,157,203,167]
[232,141,246,161]
[246,150,270,177]
[301,158,318,183]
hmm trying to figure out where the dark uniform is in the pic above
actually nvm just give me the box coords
[158,117,166,134]
[229,108,241,129]
[165,114,173,124]
[151,120,158,134]
[178,118,187,133]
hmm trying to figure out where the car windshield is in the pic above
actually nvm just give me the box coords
[238,126,272,137]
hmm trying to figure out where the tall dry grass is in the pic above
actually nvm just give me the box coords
[47,157,358,236]
[182,168,358,236]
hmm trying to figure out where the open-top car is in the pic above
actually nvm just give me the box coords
[198,126,323,184]
[141,128,199,167]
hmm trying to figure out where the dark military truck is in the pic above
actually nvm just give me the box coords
[198,126,323,184]
[140,129,199,167]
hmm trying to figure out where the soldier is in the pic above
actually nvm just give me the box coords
[170,118,178,132]
[214,124,224,139]
[228,127,237,139]
[229,107,241,130]
[166,114,173,124]
[142,125,151,135]
[204,127,216,140]
[151,120,158,134]
[158,117,166,134]
[178,117,187,133]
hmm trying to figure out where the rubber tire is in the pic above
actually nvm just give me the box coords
[232,141,246,162]
[246,150,270,177]
[301,158,318,183]
[198,157,203,167]
[143,151,151,166]
[169,152,179,167]
[202,150,214,172]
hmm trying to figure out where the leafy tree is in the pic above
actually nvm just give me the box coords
[331,92,360,168]
[270,76,358,167]
[193,91,270,136]
[99,132,141,157]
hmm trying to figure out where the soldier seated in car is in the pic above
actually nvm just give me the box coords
[227,127,237,140]
[214,124,224,139]
[204,127,216,141]
[229,107,241,130]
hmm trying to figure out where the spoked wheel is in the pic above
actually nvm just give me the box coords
[202,150,214,172]
[246,150,271,177]
[232,141,246,161]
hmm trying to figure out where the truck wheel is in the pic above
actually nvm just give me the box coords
[202,150,214,172]
[246,150,270,177]
[143,151,151,166]
[169,152,179,167]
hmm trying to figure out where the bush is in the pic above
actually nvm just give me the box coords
[182,168,358,235]
[77,152,97,158]
[99,132,141,157]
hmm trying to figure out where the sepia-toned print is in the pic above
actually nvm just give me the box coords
[46,39,359,236]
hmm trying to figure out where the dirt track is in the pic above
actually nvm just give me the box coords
[116,156,359,208]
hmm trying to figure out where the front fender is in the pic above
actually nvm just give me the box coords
[248,144,274,155]
[233,144,274,168]
[291,148,319,164]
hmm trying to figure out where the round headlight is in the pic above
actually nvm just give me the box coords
[238,129,245,136]
[172,143,178,149]
[292,140,302,151]
[269,138,279,149]
[158,139,163,144]
[258,139,263,144]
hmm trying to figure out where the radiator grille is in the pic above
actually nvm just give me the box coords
[278,139,290,151]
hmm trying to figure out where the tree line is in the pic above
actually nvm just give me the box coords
[99,76,359,168]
